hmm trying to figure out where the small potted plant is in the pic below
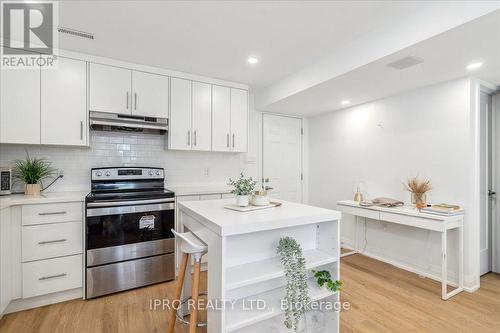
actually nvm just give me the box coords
[405,176,431,209]
[228,173,257,207]
[13,153,57,196]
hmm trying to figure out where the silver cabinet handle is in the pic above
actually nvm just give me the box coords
[126,92,129,109]
[38,273,67,281]
[134,93,137,110]
[80,121,84,140]
[38,211,67,216]
[194,131,197,146]
[227,133,229,147]
[232,134,235,148]
[187,130,191,146]
[38,239,67,245]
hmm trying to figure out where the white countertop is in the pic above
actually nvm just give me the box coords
[166,185,232,196]
[179,198,341,236]
[0,191,88,210]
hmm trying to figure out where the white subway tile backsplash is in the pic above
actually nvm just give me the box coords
[0,131,245,193]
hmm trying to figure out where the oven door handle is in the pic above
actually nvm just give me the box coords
[86,198,174,208]
[86,202,175,217]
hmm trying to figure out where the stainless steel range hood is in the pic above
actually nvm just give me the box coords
[90,111,168,134]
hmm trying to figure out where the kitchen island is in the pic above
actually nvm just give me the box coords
[178,199,341,333]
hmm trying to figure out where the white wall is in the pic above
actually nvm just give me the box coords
[0,94,260,193]
[308,78,479,289]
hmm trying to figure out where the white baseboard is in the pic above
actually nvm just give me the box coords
[5,288,82,314]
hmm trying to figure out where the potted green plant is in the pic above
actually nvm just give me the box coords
[228,173,257,207]
[12,153,57,196]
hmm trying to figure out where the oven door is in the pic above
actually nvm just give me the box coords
[86,200,175,266]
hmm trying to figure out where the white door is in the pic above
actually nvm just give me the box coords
[191,81,212,151]
[230,88,248,152]
[169,78,192,150]
[0,54,40,144]
[131,71,169,118]
[41,57,87,146]
[480,91,493,275]
[262,114,303,202]
[89,63,132,114]
[212,85,231,152]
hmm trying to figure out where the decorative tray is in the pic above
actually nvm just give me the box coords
[224,201,282,212]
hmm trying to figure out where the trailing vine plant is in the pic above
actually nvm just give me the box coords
[277,237,311,332]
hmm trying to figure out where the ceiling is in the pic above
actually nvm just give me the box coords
[264,9,500,116]
[57,1,427,87]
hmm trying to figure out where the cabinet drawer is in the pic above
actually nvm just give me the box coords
[221,193,235,199]
[22,202,82,225]
[22,254,82,298]
[22,221,83,262]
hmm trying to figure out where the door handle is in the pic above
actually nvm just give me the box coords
[227,133,230,148]
[126,92,129,109]
[38,273,67,281]
[80,121,84,140]
[194,130,197,146]
[232,134,235,148]
[134,93,137,110]
[489,190,496,197]
[38,239,67,245]
[264,186,274,191]
[38,211,67,216]
[187,130,191,146]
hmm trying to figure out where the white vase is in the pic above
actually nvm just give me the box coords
[236,195,250,207]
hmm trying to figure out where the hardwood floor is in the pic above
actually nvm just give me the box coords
[1,254,499,333]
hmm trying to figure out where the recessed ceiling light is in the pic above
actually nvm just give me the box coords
[466,62,483,70]
[247,57,259,64]
[341,100,350,106]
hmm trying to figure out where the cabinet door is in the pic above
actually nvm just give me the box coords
[169,78,192,150]
[192,82,212,151]
[89,63,131,114]
[0,60,40,144]
[132,71,169,118]
[230,88,248,152]
[41,57,87,146]
[212,85,231,152]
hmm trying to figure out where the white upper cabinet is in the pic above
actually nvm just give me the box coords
[230,88,248,153]
[131,71,169,118]
[192,82,212,151]
[212,85,231,152]
[0,57,41,144]
[169,78,192,150]
[90,63,132,114]
[41,57,87,146]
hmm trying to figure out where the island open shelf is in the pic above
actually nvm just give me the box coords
[178,198,341,333]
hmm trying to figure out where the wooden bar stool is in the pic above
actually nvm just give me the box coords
[168,229,208,333]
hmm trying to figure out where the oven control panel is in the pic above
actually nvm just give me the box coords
[92,167,164,180]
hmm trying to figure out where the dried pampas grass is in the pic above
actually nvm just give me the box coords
[405,176,432,195]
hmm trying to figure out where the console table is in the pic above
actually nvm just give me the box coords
[337,200,464,300]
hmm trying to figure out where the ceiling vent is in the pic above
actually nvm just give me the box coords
[387,56,424,70]
[57,27,94,40]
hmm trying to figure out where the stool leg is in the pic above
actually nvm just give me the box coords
[189,259,201,333]
[167,253,189,333]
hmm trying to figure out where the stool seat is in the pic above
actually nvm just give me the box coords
[171,229,207,256]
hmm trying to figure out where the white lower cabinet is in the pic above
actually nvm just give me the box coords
[19,201,84,302]
[22,254,83,299]
[22,221,83,262]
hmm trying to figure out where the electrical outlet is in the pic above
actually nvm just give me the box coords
[204,168,210,177]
